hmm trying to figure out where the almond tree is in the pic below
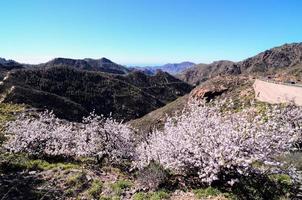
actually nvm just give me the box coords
[134,101,302,184]
[5,111,135,163]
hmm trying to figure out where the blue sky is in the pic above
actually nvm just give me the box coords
[0,0,301,66]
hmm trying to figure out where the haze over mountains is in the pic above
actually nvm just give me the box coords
[130,61,195,75]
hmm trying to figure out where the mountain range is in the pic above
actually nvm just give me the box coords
[130,61,195,75]
[178,43,302,85]
[0,59,192,121]
[0,42,302,122]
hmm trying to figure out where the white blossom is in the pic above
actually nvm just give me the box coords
[5,111,135,163]
[134,101,302,184]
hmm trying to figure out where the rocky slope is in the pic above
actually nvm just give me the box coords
[0,66,192,121]
[179,43,302,85]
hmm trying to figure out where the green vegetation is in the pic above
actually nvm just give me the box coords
[99,196,120,200]
[193,187,223,198]
[110,179,133,196]
[230,172,293,200]
[0,153,79,172]
[133,190,170,200]
[269,174,292,186]
[65,171,89,197]
[66,171,87,187]
[87,179,103,198]
[279,151,302,170]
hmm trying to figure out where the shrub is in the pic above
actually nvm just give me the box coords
[134,101,302,185]
[133,190,170,200]
[136,162,168,190]
[149,190,170,200]
[66,171,87,187]
[110,179,132,196]
[193,187,222,198]
[87,179,103,198]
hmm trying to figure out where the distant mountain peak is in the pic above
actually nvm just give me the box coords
[99,57,113,63]
[131,61,195,75]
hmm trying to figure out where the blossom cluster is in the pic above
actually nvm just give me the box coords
[134,101,302,184]
[5,111,134,163]
[4,101,302,184]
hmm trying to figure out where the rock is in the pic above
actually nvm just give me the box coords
[191,84,228,101]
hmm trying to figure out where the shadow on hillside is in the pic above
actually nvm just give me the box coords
[0,155,63,200]
[0,172,43,200]
[217,172,296,200]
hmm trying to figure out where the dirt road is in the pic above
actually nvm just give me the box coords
[253,79,302,106]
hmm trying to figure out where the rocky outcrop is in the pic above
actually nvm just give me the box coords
[189,76,251,102]
[190,84,228,101]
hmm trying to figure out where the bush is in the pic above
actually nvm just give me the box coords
[87,179,102,198]
[193,187,222,198]
[134,101,302,185]
[133,190,170,200]
[136,162,168,190]
[110,179,132,196]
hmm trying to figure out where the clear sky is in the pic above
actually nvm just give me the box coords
[0,0,301,66]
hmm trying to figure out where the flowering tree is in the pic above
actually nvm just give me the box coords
[5,111,77,157]
[5,111,135,163]
[75,113,135,162]
[134,101,302,185]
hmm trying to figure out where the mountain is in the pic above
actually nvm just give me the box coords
[178,60,240,85]
[41,57,130,74]
[178,43,302,85]
[131,61,195,75]
[0,66,192,121]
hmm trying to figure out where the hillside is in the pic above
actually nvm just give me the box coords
[179,43,302,85]
[130,75,254,133]
[0,66,192,121]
